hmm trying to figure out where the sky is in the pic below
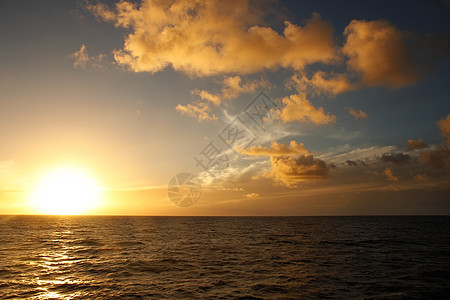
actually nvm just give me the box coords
[0,0,449,215]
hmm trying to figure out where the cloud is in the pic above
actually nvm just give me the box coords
[175,101,218,121]
[85,1,449,97]
[192,75,270,106]
[406,139,427,151]
[191,90,221,106]
[414,115,450,170]
[85,1,338,76]
[384,168,399,182]
[346,160,358,167]
[380,153,412,165]
[414,174,430,183]
[345,159,367,167]
[69,44,105,69]
[278,93,336,125]
[420,146,450,170]
[221,75,270,100]
[267,155,329,186]
[289,71,356,96]
[245,192,260,199]
[326,128,362,141]
[222,187,244,192]
[438,114,450,145]
[348,108,368,120]
[180,75,270,121]
[343,20,428,88]
[319,145,396,164]
[238,140,308,156]
[238,140,329,186]
[389,184,401,191]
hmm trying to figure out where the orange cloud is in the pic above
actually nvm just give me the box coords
[348,108,368,120]
[69,44,105,69]
[438,114,450,145]
[181,75,270,121]
[86,1,338,76]
[238,141,308,156]
[192,76,269,105]
[267,155,329,186]
[289,71,355,96]
[384,168,399,182]
[238,140,329,187]
[175,101,218,121]
[220,76,270,100]
[343,20,424,88]
[278,93,336,125]
[191,90,221,106]
[406,139,427,151]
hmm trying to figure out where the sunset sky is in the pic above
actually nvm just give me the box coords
[1,0,449,215]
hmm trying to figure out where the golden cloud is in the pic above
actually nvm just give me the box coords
[69,44,105,69]
[244,192,260,199]
[191,90,221,106]
[278,93,336,125]
[192,75,269,106]
[238,141,308,156]
[86,1,337,76]
[343,20,423,88]
[267,155,329,186]
[175,101,218,121]
[289,71,356,96]
[238,140,329,187]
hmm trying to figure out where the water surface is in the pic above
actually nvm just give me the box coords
[0,216,449,299]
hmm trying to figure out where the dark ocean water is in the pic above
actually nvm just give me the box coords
[0,216,449,299]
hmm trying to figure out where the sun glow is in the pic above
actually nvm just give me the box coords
[30,167,102,215]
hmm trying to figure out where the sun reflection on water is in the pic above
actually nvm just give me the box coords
[24,227,90,299]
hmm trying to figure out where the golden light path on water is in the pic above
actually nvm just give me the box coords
[28,229,85,299]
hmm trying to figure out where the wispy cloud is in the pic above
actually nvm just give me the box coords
[183,76,270,121]
[69,44,106,69]
[176,101,218,121]
[348,108,368,120]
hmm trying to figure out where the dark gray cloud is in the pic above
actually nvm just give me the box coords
[381,153,412,165]
[346,159,368,167]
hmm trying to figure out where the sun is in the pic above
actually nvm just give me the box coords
[30,167,102,215]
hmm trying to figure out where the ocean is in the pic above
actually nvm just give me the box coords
[0,216,449,299]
